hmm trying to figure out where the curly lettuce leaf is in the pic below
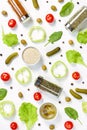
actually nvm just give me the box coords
[19,102,38,130]
[66,50,87,67]
[77,29,87,44]
[2,33,18,47]
[2,27,18,47]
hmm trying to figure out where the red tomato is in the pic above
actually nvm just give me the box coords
[33,92,42,101]
[64,121,73,129]
[45,14,54,23]
[1,72,10,81]
[10,122,18,130]
[8,19,16,28]
[72,71,80,80]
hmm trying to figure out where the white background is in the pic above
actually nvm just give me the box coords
[0,0,87,130]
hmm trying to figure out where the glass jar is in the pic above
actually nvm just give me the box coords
[34,76,63,97]
[8,0,30,23]
[65,6,87,32]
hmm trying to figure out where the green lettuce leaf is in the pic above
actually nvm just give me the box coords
[19,102,38,130]
[66,50,87,67]
[77,29,87,44]
[2,33,18,47]
[2,27,18,47]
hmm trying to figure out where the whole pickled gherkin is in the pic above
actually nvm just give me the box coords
[5,52,18,64]
[75,88,87,94]
[69,89,82,99]
[46,47,60,56]
[32,0,39,9]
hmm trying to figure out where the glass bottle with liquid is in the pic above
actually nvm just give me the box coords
[8,0,30,23]
[65,6,87,32]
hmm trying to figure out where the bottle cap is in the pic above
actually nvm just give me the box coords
[21,14,30,23]
[65,23,74,32]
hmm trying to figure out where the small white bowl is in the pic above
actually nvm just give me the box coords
[22,47,41,66]
[39,102,58,121]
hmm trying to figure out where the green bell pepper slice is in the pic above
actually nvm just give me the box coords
[51,60,68,78]
[29,26,46,43]
[15,67,32,85]
[0,100,15,118]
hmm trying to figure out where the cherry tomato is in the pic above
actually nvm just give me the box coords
[45,14,54,23]
[33,92,42,101]
[72,71,80,80]
[10,122,18,130]
[1,72,10,81]
[64,121,73,129]
[8,19,16,28]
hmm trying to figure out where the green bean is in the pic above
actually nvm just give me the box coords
[32,0,39,9]
[75,88,87,94]
[5,52,18,64]
[69,89,82,99]
[46,47,60,56]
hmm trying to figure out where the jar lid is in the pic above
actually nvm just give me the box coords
[21,14,30,23]
[65,23,74,32]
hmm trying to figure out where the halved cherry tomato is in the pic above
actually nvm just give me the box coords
[64,121,73,129]
[8,19,16,28]
[33,92,42,101]
[72,71,80,80]
[45,14,54,23]
[10,122,18,130]
[1,72,10,81]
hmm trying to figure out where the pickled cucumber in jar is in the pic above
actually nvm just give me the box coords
[39,102,57,120]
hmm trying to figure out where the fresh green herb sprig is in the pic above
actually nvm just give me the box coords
[0,88,7,100]
[59,1,74,17]
[44,31,63,46]
[64,107,82,124]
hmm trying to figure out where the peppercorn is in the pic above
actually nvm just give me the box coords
[42,65,47,71]
[68,40,74,45]
[51,5,57,11]
[49,124,55,130]
[58,0,64,2]
[18,92,23,98]
[65,96,71,102]
[1,10,8,16]
[21,39,27,45]
[36,18,42,23]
